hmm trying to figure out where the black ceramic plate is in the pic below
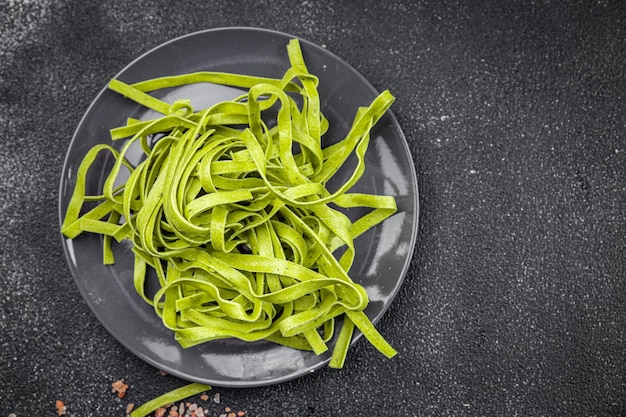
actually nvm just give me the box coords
[58,27,418,387]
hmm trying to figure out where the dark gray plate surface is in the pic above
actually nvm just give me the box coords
[58,27,418,387]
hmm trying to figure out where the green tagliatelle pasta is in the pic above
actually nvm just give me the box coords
[61,39,398,368]
[129,383,210,417]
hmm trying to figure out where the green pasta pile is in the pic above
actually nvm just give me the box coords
[61,39,398,368]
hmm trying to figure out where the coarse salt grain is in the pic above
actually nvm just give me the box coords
[55,400,67,416]
[111,380,129,398]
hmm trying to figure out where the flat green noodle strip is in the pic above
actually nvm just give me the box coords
[62,38,400,369]
[329,314,356,369]
[129,383,210,417]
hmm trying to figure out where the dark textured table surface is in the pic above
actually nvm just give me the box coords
[1,1,625,416]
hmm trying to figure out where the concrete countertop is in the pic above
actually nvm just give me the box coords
[1,1,624,416]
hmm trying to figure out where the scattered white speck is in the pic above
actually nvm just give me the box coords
[1,0,53,62]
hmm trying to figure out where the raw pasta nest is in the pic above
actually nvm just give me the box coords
[62,39,398,369]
